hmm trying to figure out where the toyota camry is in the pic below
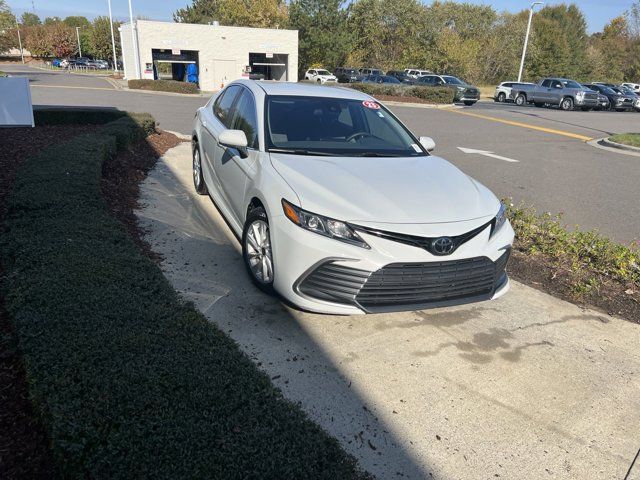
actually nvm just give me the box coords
[192,80,514,314]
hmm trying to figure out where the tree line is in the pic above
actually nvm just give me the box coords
[0,1,121,62]
[174,0,640,84]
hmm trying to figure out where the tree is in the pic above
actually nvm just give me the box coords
[23,25,50,57]
[289,0,352,75]
[88,16,120,61]
[0,0,18,52]
[44,16,62,25]
[174,0,288,28]
[21,12,41,26]
[47,22,76,57]
[63,16,90,28]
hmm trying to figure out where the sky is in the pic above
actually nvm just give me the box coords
[5,0,637,33]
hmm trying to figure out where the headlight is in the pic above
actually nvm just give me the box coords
[576,91,585,99]
[282,199,370,249]
[456,86,465,92]
[491,203,507,237]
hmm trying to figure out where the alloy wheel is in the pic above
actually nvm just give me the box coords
[245,219,273,284]
[193,148,201,189]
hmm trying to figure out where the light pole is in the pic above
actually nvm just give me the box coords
[16,19,24,64]
[107,0,118,72]
[128,0,141,79]
[517,1,543,83]
[76,26,83,57]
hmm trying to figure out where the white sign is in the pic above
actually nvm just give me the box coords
[0,77,34,127]
[265,52,273,58]
[172,48,181,55]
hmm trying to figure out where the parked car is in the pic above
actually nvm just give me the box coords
[621,82,640,94]
[386,70,415,84]
[304,69,337,84]
[334,67,360,83]
[191,80,514,314]
[356,68,383,81]
[416,74,480,106]
[89,59,109,70]
[73,57,91,67]
[510,78,600,111]
[404,68,432,79]
[616,85,640,112]
[493,81,534,103]
[362,74,402,85]
[583,83,634,111]
[51,58,62,67]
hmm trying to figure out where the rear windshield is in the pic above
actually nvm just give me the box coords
[265,95,427,157]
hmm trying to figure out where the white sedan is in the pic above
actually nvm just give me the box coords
[304,69,337,84]
[191,81,514,314]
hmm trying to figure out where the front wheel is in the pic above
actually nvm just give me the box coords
[242,207,275,294]
[463,101,476,106]
[192,141,208,195]
[561,97,574,111]
[497,92,506,103]
[515,93,526,106]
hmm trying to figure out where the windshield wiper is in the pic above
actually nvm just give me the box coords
[354,152,404,157]
[268,148,333,156]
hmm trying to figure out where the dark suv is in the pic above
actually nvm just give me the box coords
[386,70,415,84]
[334,67,360,83]
[416,74,480,106]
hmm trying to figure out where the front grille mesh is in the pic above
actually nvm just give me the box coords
[297,251,510,312]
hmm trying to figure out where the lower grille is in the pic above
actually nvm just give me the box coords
[297,251,510,312]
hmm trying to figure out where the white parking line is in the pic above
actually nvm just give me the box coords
[457,147,520,163]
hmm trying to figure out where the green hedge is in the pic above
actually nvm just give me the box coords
[128,79,199,94]
[34,108,128,126]
[348,83,456,104]
[1,115,369,478]
[609,133,640,148]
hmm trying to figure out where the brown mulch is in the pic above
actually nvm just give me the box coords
[0,126,101,480]
[509,251,640,324]
[100,130,185,260]
[0,125,181,479]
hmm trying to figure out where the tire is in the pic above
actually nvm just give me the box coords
[497,92,506,103]
[581,107,590,112]
[317,78,321,83]
[242,207,275,294]
[515,93,526,106]
[561,97,574,111]
[463,101,476,106]
[534,102,545,108]
[192,140,208,195]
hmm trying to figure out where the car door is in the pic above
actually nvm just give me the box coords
[215,87,260,225]
[200,85,242,203]
[550,80,564,104]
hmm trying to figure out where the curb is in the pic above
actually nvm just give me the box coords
[588,137,640,157]
[164,130,191,141]
[599,137,640,153]
[122,86,212,98]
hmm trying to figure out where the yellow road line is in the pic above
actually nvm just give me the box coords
[31,84,115,92]
[443,108,594,142]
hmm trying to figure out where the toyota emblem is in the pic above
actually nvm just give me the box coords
[431,237,454,255]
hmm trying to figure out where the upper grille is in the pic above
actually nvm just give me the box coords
[351,220,493,256]
[584,92,599,101]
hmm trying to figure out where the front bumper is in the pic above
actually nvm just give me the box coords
[575,97,599,107]
[270,215,515,315]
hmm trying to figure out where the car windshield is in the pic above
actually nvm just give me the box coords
[442,76,466,85]
[561,80,581,88]
[317,70,331,75]
[265,96,427,157]
[381,76,401,83]
[601,86,616,94]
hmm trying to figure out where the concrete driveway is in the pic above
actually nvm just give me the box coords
[136,143,640,480]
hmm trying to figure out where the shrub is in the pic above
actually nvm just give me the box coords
[128,79,199,94]
[1,116,370,479]
[34,108,128,126]
[348,83,455,104]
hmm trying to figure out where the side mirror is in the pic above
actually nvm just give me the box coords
[419,136,435,152]
[219,129,248,154]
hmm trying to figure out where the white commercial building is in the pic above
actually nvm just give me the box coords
[119,20,299,91]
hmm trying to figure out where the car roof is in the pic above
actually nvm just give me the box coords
[233,80,372,100]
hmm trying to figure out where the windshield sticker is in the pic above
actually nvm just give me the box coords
[362,100,380,109]
[411,144,422,152]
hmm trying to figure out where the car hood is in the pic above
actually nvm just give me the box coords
[269,153,499,224]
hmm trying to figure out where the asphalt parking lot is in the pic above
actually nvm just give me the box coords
[137,142,640,480]
[5,63,639,243]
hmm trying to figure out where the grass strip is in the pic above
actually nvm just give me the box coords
[507,202,640,296]
[609,133,640,148]
[128,79,199,94]
[1,114,369,479]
